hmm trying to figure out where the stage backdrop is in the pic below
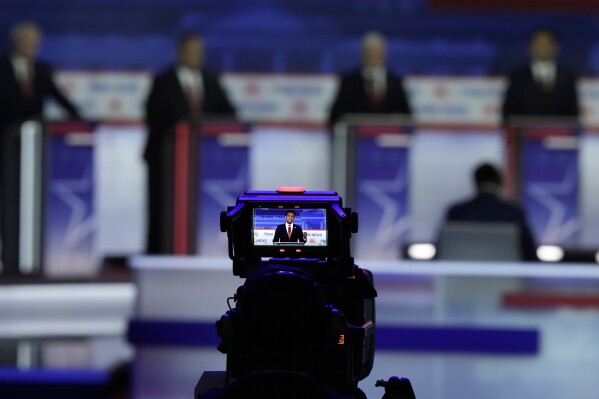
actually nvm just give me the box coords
[48,72,599,128]
[36,72,599,274]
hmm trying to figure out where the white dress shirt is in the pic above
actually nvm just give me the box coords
[531,60,556,89]
[177,66,203,99]
[11,55,33,82]
[362,66,387,96]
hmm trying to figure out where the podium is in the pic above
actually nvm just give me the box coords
[332,114,412,259]
[149,119,249,255]
[505,117,580,246]
[332,114,583,258]
[1,121,45,275]
[0,120,96,276]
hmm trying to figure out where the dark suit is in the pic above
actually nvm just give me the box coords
[0,56,79,274]
[144,66,235,253]
[444,192,537,261]
[502,64,579,121]
[144,66,235,161]
[272,224,306,244]
[328,68,411,126]
[0,57,80,136]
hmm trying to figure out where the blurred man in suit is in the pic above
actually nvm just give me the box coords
[144,33,235,253]
[0,22,80,274]
[272,210,307,244]
[441,163,537,261]
[502,28,579,122]
[328,31,411,127]
[0,22,80,136]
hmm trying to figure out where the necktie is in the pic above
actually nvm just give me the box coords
[536,74,549,92]
[20,63,34,99]
[184,72,202,115]
[369,78,383,110]
[287,226,291,239]
[535,66,553,92]
[186,83,202,115]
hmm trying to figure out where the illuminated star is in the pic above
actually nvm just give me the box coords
[50,166,95,249]
[525,162,579,243]
[202,167,248,208]
[358,166,410,257]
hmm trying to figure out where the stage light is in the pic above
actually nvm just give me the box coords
[407,243,436,260]
[537,245,564,262]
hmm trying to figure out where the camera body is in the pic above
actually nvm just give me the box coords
[219,188,359,278]
[216,188,377,395]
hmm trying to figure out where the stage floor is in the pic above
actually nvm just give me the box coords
[130,257,599,399]
[2,257,599,399]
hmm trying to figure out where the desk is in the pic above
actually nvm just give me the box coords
[129,257,599,399]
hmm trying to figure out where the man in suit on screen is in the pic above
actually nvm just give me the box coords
[502,27,579,122]
[144,32,235,253]
[272,210,308,244]
[328,31,411,127]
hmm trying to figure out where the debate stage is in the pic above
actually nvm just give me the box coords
[2,257,599,398]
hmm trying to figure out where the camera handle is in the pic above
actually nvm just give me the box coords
[375,376,416,399]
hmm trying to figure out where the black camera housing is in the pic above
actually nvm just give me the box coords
[219,189,359,278]
[216,188,376,395]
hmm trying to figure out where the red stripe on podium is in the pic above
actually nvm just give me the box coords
[356,125,408,137]
[173,123,190,255]
[504,126,518,200]
[200,122,247,136]
[502,292,599,309]
[48,121,94,135]
[522,127,577,140]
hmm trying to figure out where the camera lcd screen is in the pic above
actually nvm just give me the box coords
[253,208,327,247]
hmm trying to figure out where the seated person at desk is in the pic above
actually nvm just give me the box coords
[440,163,538,261]
[273,210,307,244]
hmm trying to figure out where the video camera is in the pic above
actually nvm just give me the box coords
[219,187,358,278]
[197,188,414,399]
